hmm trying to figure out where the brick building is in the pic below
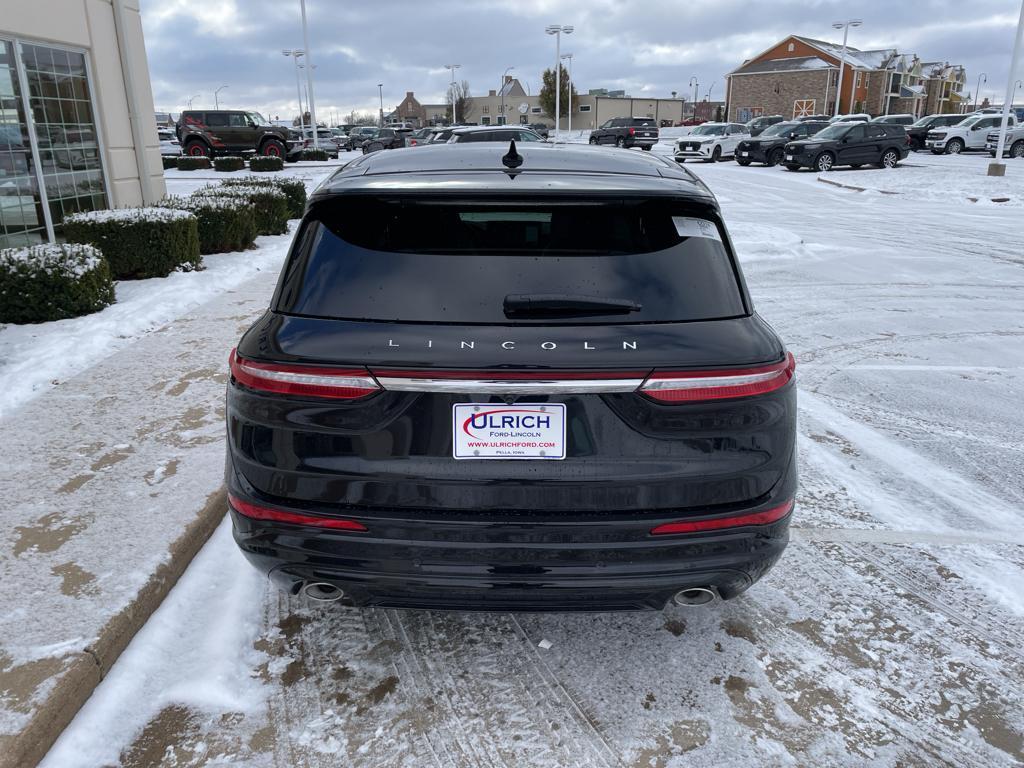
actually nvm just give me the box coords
[725,35,966,121]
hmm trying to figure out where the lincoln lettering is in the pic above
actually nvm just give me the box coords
[386,339,638,351]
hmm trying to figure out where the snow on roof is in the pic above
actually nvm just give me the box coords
[733,56,832,75]
[792,36,897,71]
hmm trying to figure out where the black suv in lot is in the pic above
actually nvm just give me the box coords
[745,115,785,137]
[588,117,659,149]
[225,143,797,611]
[736,120,830,166]
[905,113,966,151]
[784,122,909,171]
[176,110,302,160]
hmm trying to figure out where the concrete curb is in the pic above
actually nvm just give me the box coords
[5,488,227,768]
[817,174,1012,203]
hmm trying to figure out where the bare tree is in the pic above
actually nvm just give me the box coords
[446,80,473,123]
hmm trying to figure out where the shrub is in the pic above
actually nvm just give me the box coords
[220,177,306,218]
[250,156,284,172]
[214,156,245,172]
[194,184,289,236]
[63,208,201,279]
[158,196,257,254]
[300,148,329,161]
[0,243,115,323]
[176,156,211,171]
[162,155,180,170]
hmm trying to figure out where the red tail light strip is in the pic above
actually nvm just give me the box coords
[650,499,794,535]
[229,349,380,400]
[228,494,368,531]
[640,353,795,403]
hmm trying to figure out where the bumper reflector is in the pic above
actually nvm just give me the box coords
[650,499,794,535]
[228,494,368,531]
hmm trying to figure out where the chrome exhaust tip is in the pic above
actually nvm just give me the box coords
[672,587,718,607]
[301,582,344,603]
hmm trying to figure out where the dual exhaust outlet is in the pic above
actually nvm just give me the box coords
[299,583,720,607]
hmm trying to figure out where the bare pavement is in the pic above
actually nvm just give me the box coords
[1,153,1022,767]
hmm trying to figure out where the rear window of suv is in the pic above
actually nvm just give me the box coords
[274,197,746,325]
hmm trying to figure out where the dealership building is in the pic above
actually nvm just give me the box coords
[1,0,164,249]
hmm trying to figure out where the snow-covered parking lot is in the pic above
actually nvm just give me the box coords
[27,151,1024,766]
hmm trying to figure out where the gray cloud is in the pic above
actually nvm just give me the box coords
[141,0,1024,120]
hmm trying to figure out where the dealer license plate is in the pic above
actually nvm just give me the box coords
[740,151,749,157]
[785,154,794,161]
[453,403,566,460]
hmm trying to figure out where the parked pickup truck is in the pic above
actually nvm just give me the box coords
[986,125,1024,159]
[926,114,1017,154]
[588,117,659,150]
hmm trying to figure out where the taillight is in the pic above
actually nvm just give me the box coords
[629,127,636,136]
[640,352,795,403]
[228,494,368,531]
[650,499,793,535]
[229,349,380,400]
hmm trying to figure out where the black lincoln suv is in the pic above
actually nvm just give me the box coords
[225,143,797,611]
[784,122,909,172]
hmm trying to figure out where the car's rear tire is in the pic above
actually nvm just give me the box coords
[641,145,652,151]
[784,164,801,172]
[261,138,286,157]
[589,136,598,145]
[615,137,626,148]
[879,149,900,169]
[736,158,751,166]
[945,138,964,155]
[767,148,784,167]
[1011,140,1024,159]
[814,152,834,172]
[184,140,209,157]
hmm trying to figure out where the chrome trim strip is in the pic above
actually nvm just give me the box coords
[377,377,645,394]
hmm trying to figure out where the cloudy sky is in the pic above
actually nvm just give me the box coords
[140,0,1023,121]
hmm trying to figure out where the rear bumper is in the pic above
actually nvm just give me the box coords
[229,497,792,611]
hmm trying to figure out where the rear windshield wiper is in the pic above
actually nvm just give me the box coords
[504,293,642,317]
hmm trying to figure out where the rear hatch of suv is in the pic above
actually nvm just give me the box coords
[630,117,659,141]
[228,186,794,516]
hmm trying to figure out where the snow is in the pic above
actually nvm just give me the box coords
[63,207,194,224]
[0,243,104,278]
[0,163,343,419]
[30,148,1024,766]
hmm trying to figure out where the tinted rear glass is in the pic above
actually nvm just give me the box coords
[275,198,745,325]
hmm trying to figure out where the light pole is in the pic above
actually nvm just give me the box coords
[973,73,988,112]
[444,64,461,124]
[561,53,574,134]
[832,19,862,117]
[377,83,384,128]
[187,93,200,109]
[546,24,573,139]
[298,0,319,148]
[500,66,514,125]
[214,84,229,110]
[689,76,699,120]
[989,0,1024,176]
[283,50,306,136]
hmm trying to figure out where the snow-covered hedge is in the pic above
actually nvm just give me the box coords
[176,156,211,171]
[158,196,257,254]
[220,177,307,218]
[161,156,180,170]
[194,184,289,236]
[0,243,115,323]
[249,156,284,172]
[214,156,245,172]
[300,148,329,161]
[63,207,201,279]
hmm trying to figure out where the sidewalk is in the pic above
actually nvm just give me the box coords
[0,260,282,767]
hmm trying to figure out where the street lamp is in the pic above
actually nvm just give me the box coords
[298,0,319,148]
[831,19,863,117]
[500,66,514,125]
[444,64,461,124]
[974,72,988,112]
[282,50,306,136]
[989,0,1024,176]
[689,76,699,120]
[187,93,200,109]
[545,24,573,139]
[377,83,384,128]
[561,53,574,134]
[214,84,229,110]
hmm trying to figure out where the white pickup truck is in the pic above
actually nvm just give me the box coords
[985,124,1024,159]
[926,114,1017,154]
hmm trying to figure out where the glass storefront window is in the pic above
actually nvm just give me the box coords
[0,37,107,248]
